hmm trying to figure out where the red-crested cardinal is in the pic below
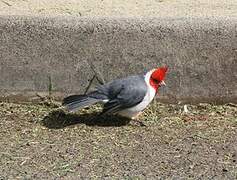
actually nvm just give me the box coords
[63,66,168,119]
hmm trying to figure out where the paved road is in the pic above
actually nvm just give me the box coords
[1,0,237,18]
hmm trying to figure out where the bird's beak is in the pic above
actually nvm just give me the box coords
[160,80,166,86]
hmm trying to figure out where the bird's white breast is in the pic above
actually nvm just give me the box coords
[117,70,156,118]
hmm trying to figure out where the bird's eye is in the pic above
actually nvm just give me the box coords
[152,78,160,84]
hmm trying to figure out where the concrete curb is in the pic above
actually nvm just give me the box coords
[0,16,236,104]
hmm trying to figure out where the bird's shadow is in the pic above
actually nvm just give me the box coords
[41,109,131,129]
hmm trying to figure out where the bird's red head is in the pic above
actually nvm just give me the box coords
[149,66,168,91]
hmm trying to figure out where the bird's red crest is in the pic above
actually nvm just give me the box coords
[151,66,168,81]
[149,66,168,91]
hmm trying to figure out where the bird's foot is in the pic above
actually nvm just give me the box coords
[136,120,146,127]
[130,113,146,127]
[130,119,146,127]
[130,118,146,127]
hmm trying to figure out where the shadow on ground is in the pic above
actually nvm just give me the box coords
[41,109,131,129]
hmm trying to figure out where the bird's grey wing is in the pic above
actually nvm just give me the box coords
[101,75,147,115]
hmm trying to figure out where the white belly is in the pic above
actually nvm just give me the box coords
[117,85,156,118]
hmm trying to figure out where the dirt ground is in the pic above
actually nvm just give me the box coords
[0,100,236,179]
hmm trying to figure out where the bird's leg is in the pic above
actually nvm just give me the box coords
[131,112,146,127]
[131,112,142,120]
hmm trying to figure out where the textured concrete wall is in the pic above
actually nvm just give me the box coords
[0,16,237,104]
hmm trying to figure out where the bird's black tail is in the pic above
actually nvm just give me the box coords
[62,94,100,112]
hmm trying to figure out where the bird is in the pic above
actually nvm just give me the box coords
[62,66,168,119]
